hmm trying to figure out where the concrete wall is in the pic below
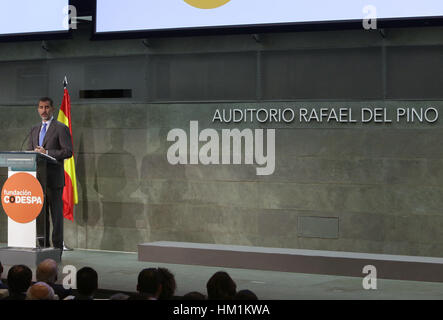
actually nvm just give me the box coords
[1,25,443,256]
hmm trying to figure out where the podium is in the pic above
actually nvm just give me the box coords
[0,151,61,265]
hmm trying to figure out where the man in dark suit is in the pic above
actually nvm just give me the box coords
[28,97,73,250]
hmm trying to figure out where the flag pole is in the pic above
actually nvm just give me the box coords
[61,76,74,252]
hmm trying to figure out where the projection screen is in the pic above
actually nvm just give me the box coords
[95,0,443,35]
[0,0,70,37]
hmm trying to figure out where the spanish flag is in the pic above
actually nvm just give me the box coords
[57,77,78,221]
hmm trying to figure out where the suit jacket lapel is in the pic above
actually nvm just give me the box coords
[42,122,56,147]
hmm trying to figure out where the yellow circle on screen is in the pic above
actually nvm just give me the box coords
[184,0,231,9]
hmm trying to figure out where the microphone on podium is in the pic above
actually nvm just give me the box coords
[19,130,32,151]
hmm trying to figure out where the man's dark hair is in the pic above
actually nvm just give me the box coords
[7,265,32,294]
[39,97,53,107]
[0,261,3,276]
[76,267,98,296]
[157,268,176,300]
[137,268,161,298]
[206,271,237,300]
[234,289,258,300]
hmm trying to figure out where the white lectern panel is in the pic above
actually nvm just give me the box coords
[7,170,37,248]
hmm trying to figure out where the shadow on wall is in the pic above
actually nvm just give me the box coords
[95,130,140,251]
[74,129,102,250]
[139,126,221,244]
[139,126,186,241]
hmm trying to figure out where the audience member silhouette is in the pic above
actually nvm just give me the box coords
[206,271,237,300]
[130,268,162,300]
[36,259,72,299]
[157,267,176,300]
[74,267,98,300]
[26,282,57,300]
[2,265,32,300]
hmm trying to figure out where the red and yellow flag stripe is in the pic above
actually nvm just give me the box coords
[57,88,78,221]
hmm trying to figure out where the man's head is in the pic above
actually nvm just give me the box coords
[206,271,237,300]
[137,268,162,299]
[76,267,98,297]
[157,267,176,300]
[26,282,56,300]
[7,265,32,295]
[38,97,55,122]
[36,259,58,284]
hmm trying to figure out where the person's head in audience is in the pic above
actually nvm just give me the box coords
[26,282,56,300]
[206,271,237,300]
[36,259,58,284]
[234,289,258,300]
[137,268,162,300]
[7,265,32,298]
[183,291,206,300]
[76,267,98,299]
[157,267,176,300]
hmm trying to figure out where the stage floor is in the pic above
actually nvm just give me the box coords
[2,245,443,299]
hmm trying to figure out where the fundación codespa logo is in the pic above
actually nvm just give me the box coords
[184,0,232,9]
[1,172,44,223]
